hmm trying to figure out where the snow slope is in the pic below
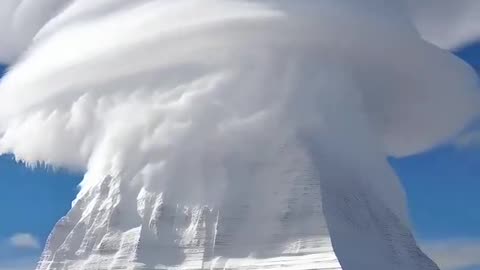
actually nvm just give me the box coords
[0,1,479,269]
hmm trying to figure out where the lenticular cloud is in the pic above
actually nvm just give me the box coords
[0,0,478,183]
[0,1,479,269]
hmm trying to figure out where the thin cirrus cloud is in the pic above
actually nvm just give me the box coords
[8,233,40,249]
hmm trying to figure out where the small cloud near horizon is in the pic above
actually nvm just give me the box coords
[9,233,40,250]
[421,239,480,270]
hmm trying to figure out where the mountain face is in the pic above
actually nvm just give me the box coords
[35,131,437,270]
[36,133,341,270]
[35,169,439,270]
[1,1,479,270]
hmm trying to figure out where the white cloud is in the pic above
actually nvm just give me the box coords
[1,0,479,64]
[407,0,480,49]
[422,239,480,270]
[454,130,480,149]
[9,234,40,249]
[0,1,478,268]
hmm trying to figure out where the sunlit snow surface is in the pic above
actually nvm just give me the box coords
[0,1,479,269]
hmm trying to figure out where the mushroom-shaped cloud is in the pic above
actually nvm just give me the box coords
[0,1,478,269]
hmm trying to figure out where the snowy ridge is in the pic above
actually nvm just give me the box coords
[35,130,438,270]
[36,136,343,270]
[36,181,341,270]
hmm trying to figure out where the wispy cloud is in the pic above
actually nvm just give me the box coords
[422,239,480,270]
[8,234,40,250]
[454,130,480,149]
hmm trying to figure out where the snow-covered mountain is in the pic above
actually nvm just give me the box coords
[35,133,438,270]
[1,1,479,269]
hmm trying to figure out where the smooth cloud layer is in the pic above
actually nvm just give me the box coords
[1,0,480,64]
[407,0,480,49]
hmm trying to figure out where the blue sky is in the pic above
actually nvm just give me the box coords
[393,42,479,242]
[0,44,479,270]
